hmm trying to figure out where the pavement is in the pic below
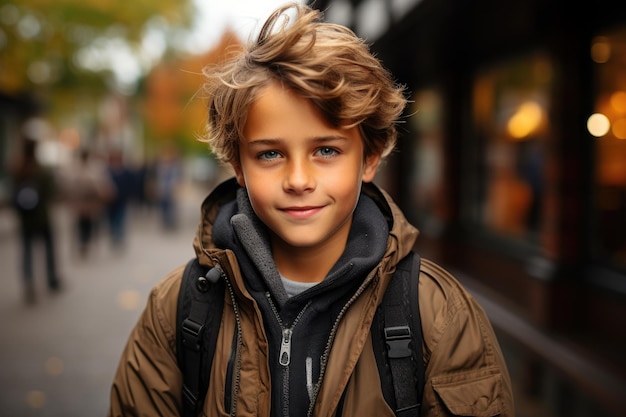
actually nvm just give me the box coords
[0,184,207,417]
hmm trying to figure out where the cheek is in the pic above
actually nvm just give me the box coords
[247,191,275,225]
[325,167,363,199]
[243,177,272,208]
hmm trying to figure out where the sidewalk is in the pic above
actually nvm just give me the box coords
[0,184,207,417]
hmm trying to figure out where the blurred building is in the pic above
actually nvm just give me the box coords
[310,0,626,416]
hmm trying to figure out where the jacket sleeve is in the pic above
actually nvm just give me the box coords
[108,266,184,417]
[419,260,515,417]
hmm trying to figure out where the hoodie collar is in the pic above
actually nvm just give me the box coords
[192,178,420,294]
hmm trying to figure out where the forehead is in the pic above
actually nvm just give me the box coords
[243,83,362,145]
[250,82,312,112]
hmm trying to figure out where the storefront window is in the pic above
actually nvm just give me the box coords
[590,26,626,270]
[472,54,554,246]
[408,88,447,237]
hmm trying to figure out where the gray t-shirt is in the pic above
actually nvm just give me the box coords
[280,275,317,297]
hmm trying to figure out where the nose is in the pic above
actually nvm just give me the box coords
[283,158,315,194]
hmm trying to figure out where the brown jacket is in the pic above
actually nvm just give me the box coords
[108,180,514,417]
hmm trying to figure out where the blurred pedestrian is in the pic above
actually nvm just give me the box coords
[60,147,115,259]
[154,143,183,231]
[105,149,134,250]
[9,135,62,304]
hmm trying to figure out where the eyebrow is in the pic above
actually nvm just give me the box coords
[246,135,350,146]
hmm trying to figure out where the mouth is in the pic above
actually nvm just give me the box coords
[279,206,324,219]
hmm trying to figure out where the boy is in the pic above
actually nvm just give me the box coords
[108,3,514,417]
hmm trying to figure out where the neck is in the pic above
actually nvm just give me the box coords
[271,235,347,283]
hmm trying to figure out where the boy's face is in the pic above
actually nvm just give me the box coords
[234,82,380,255]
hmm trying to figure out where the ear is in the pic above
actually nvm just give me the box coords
[361,153,381,183]
[232,162,246,187]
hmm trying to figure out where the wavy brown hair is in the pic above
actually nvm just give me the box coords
[201,2,407,164]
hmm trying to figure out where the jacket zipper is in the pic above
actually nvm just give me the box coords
[306,276,375,417]
[218,263,243,417]
[267,292,311,417]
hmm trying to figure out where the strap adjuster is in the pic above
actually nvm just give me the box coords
[384,325,412,358]
[182,318,204,350]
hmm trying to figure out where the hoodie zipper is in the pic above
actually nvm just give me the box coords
[267,292,311,417]
[215,255,378,417]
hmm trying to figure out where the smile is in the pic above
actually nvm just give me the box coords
[280,206,324,219]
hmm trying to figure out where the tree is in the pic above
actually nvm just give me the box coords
[0,0,194,117]
[142,29,243,157]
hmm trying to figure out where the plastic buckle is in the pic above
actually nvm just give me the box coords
[384,325,412,358]
[181,318,203,350]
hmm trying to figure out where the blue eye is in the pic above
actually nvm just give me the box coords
[317,147,338,157]
[258,150,281,160]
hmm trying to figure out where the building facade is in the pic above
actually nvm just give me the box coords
[310,0,626,416]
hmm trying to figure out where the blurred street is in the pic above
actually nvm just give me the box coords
[0,183,208,417]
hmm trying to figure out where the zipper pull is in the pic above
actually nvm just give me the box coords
[279,328,292,366]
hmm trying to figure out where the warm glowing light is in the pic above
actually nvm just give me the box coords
[610,91,626,113]
[26,391,46,409]
[45,357,64,376]
[591,36,611,63]
[612,118,626,139]
[587,113,611,137]
[507,101,543,139]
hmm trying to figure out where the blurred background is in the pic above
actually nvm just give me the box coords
[1,0,625,416]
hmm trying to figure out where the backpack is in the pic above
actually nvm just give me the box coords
[176,251,424,417]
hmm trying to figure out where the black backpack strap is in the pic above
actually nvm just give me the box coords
[176,258,225,417]
[373,251,424,417]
